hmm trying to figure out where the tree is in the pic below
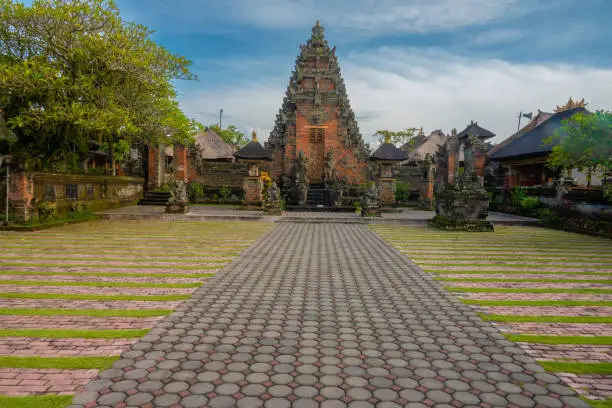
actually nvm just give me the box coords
[374,128,417,147]
[545,110,612,187]
[209,124,248,148]
[0,0,199,170]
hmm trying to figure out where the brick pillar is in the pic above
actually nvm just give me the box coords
[9,171,34,221]
[174,144,188,183]
[147,146,159,188]
[448,150,457,184]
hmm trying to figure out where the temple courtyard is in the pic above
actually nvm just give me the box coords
[0,219,610,407]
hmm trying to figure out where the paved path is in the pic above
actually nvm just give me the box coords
[70,224,588,408]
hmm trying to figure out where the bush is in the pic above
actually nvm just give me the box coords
[510,186,526,207]
[37,201,58,221]
[68,201,89,214]
[219,185,231,202]
[520,196,541,210]
[187,183,205,203]
[395,181,410,202]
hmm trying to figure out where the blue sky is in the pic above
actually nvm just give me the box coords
[114,0,612,145]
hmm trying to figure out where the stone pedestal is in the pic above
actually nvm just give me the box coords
[243,176,263,207]
[377,177,396,206]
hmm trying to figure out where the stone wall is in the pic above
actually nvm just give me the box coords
[193,162,248,189]
[7,171,144,220]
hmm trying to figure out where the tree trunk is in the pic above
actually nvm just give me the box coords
[110,143,116,176]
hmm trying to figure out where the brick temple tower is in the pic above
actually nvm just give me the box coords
[266,21,369,187]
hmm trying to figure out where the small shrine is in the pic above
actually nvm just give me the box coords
[234,131,272,207]
[430,132,493,232]
[370,135,408,207]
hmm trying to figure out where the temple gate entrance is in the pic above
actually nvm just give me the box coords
[308,126,325,183]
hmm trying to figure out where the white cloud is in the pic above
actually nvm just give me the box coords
[129,0,544,37]
[179,47,612,146]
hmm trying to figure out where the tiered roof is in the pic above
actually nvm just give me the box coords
[267,21,367,157]
[456,121,495,140]
[234,131,272,161]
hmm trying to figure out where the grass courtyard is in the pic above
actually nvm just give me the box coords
[371,225,612,403]
[0,220,272,407]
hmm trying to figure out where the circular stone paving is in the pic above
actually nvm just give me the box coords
[68,223,588,408]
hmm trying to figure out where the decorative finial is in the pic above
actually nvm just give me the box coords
[252,130,258,142]
[312,20,325,41]
[384,134,391,144]
[554,97,587,112]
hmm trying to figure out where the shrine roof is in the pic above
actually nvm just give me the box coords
[487,110,553,158]
[456,121,496,140]
[370,142,408,161]
[234,140,272,161]
[489,106,587,161]
[195,128,235,160]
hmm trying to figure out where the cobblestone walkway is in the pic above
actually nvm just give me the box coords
[70,224,588,408]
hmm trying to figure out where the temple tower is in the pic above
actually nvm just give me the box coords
[266,21,368,188]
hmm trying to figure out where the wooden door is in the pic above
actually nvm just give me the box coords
[308,127,325,183]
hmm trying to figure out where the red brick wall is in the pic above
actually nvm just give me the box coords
[277,107,366,185]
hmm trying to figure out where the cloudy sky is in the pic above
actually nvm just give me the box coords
[116,0,612,145]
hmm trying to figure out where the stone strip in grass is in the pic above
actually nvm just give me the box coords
[0,316,160,331]
[0,395,74,408]
[0,329,148,339]
[496,323,612,337]
[540,361,612,375]
[423,263,612,271]
[410,255,612,262]
[0,299,182,310]
[0,293,190,301]
[437,277,612,284]
[465,299,612,307]
[447,287,612,294]
[0,280,201,288]
[0,338,135,357]
[0,308,171,317]
[0,255,235,263]
[0,356,117,370]
[0,262,226,269]
[428,269,612,275]
[478,314,612,324]
[506,334,612,345]
[0,271,216,279]
[479,306,612,317]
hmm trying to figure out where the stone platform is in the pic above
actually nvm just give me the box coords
[70,223,587,408]
[97,206,537,226]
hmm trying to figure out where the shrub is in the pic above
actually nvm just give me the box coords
[219,185,231,202]
[68,201,89,214]
[520,196,541,210]
[510,186,526,207]
[395,181,410,202]
[187,183,205,203]
[37,201,58,221]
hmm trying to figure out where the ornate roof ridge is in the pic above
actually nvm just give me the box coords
[554,97,587,112]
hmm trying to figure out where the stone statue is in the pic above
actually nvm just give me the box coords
[266,181,281,208]
[360,181,379,216]
[431,136,492,231]
[295,151,309,205]
[324,150,336,185]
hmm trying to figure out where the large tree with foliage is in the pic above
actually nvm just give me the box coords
[0,0,200,172]
[374,128,417,147]
[545,110,612,186]
[209,124,248,148]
